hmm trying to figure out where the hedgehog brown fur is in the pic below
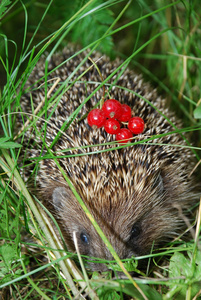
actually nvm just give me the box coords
[18,47,199,271]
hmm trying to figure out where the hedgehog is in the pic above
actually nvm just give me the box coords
[17,46,199,272]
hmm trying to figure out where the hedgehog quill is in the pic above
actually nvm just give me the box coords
[18,47,199,271]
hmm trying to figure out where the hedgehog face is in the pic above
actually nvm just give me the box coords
[50,169,184,272]
[51,185,143,271]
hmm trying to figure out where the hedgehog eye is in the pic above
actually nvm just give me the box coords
[80,231,90,245]
[130,223,141,239]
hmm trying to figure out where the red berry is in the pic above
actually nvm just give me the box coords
[87,108,106,128]
[104,118,121,134]
[116,128,133,144]
[118,104,132,122]
[102,99,122,119]
[128,117,144,134]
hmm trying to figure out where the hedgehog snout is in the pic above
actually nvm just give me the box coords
[51,185,146,269]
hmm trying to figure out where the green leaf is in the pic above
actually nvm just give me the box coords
[0,137,10,143]
[193,105,201,119]
[0,137,22,149]
[0,0,12,19]
[91,277,162,300]
[0,244,17,270]
[169,252,192,278]
[109,257,138,272]
[0,244,23,285]
[168,251,201,299]
[71,1,114,55]
[189,250,201,282]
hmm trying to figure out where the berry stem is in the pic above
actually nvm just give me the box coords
[88,56,105,108]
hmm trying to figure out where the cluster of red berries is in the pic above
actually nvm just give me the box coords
[87,99,144,144]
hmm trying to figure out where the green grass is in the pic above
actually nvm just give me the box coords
[0,0,201,299]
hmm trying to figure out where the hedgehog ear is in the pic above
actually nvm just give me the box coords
[52,186,73,210]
